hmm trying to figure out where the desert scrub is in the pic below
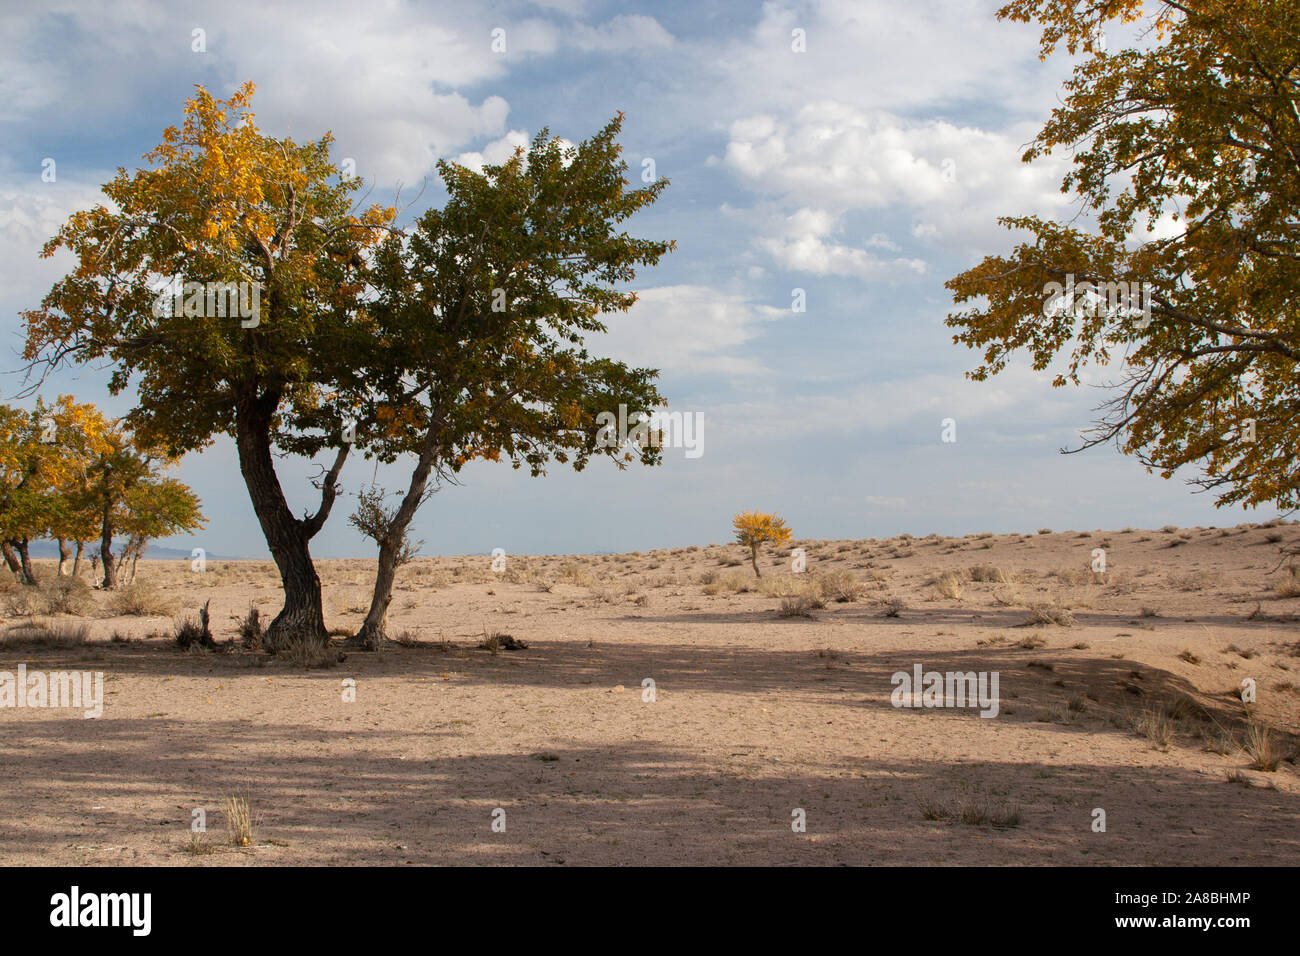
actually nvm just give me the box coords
[778,593,824,618]
[107,581,177,616]
[1,618,89,649]
[933,572,964,600]
[815,570,862,603]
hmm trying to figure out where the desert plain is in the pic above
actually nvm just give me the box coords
[1,521,1297,866]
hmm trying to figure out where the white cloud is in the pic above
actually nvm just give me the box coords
[574,14,674,51]
[0,178,115,313]
[711,363,1078,443]
[722,101,1071,254]
[696,0,1060,120]
[452,129,531,173]
[2,1,523,186]
[756,206,926,279]
[589,285,783,379]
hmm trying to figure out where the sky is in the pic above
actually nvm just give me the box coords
[0,0,1283,559]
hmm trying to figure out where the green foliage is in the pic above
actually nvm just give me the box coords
[358,115,675,475]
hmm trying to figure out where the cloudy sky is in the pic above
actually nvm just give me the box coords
[0,0,1279,558]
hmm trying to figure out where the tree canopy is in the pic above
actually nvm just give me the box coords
[22,82,396,642]
[946,0,1300,510]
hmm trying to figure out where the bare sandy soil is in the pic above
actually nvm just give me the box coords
[1,522,1297,866]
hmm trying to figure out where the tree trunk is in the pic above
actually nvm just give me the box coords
[57,538,71,576]
[72,540,84,576]
[750,544,761,578]
[354,537,401,650]
[235,389,346,652]
[129,538,143,583]
[16,538,36,586]
[100,503,117,589]
[352,429,441,651]
[2,540,22,580]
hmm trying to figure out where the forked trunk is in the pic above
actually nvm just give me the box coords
[128,541,142,584]
[235,390,345,652]
[57,538,71,576]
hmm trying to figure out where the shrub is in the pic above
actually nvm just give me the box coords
[174,600,216,650]
[41,576,95,615]
[968,564,1012,583]
[108,581,177,617]
[816,570,861,603]
[3,584,48,617]
[1026,603,1074,626]
[934,573,964,600]
[232,604,263,651]
[778,594,824,618]
[2,618,89,648]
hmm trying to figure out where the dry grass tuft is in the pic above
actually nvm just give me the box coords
[108,581,177,617]
[1,617,89,648]
[1244,720,1280,771]
[223,794,256,848]
[275,634,338,668]
[1024,603,1075,627]
[778,594,824,618]
[933,572,964,600]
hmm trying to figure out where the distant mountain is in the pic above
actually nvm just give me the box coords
[25,541,243,561]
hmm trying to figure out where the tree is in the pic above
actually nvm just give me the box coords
[21,83,395,645]
[78,418,205,589]
[332,119,674,648]
[0,397,108,584]
[116,476,205,584]
[945,0,1300,511]
[733,511,792,577]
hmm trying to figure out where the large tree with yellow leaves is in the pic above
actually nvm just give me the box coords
[22,83,396,647]
[946,1,1300,511]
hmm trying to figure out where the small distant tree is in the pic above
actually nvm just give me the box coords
[0,396,109,584]
[78,418,205,589]
[116,477,205,584]
[733,511,792,577]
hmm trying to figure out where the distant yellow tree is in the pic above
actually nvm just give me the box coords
[732,511,792,578]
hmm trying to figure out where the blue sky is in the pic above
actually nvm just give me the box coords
[0,0,1280,558]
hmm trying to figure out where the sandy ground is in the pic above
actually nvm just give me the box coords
[1,522,1297,866]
